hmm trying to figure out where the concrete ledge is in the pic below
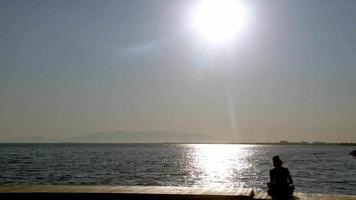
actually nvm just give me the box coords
[0,186,355,200]
[0,186,254,200]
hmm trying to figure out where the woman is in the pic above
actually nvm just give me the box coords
[268,155,294,200]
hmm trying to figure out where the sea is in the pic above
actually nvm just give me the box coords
[0,143,355,195]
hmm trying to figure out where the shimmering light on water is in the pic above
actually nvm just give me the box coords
[191,144,252,188]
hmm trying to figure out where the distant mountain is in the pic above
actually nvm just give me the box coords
[0,136,56,143]
[63,131,224,143]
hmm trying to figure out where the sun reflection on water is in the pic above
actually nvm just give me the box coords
[189,144,253,188]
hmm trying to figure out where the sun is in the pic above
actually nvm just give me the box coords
[191,0,248,44]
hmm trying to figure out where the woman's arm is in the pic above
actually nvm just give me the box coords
[286,169,293,185]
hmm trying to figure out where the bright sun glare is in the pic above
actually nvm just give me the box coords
[191,0,248,44]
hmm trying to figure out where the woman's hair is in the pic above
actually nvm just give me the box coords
[273,155,283,167]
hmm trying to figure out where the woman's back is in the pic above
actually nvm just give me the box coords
[270,167,291,190]
[268,156,294,200]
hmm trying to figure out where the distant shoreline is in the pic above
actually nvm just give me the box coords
[0,142,355,146]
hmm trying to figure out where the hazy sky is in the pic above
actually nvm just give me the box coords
[1,0,356,142]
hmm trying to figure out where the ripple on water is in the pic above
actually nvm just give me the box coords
[0,144,355,195]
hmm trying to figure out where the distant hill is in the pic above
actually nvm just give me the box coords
[63,131,224,143]
[0,136,56,143]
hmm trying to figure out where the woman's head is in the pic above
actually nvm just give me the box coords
[273,155,283,167]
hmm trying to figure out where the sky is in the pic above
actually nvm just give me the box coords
[1,0,356,143]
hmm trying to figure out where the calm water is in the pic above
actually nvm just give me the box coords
[0,144,355,195]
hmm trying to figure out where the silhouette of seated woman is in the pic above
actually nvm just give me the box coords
[268,155,294,200]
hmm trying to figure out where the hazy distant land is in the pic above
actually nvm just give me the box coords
[0,131,355,146]
[1,131,222,144]
[63,131,222,143]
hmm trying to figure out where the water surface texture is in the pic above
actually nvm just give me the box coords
[0,144,355,195]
